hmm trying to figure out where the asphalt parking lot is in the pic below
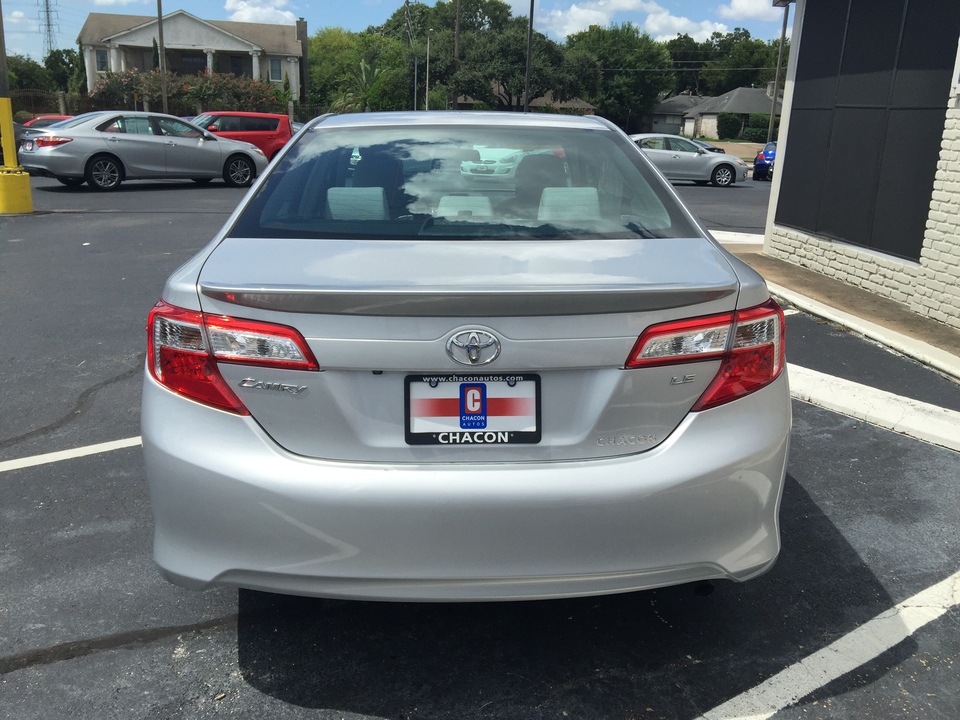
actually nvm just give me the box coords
[1,176,958,719]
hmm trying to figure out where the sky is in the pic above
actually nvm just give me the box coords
[2,0,792,63]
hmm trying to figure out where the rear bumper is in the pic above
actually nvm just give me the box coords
[142,371,791,601]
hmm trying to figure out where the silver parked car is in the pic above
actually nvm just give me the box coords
[18,111,267,191]
[631,133,747,187]
[142,111,790,601]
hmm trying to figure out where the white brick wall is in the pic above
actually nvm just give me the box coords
[767,83,960,330]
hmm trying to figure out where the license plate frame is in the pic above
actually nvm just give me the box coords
[405,373,541,446]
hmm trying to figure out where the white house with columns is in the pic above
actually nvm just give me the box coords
[77,11,305,99]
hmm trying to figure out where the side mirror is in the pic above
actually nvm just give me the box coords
[207,125,217,131]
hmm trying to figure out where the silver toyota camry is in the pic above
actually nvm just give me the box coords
[18,111,267,190]
[142,111,790,601]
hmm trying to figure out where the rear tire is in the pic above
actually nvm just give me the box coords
[223,155,254,187]
[85,155,123,191]
[711,165,735,187]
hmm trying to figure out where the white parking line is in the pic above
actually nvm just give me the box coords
[696,569,960,720]
[0,436,141,473]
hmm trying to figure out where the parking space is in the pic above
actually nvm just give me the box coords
[1,177,958,719]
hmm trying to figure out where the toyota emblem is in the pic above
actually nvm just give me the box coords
[446,329,501,366]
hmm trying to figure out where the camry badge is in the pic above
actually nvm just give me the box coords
[446,329,501,366]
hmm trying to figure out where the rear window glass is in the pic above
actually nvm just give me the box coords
[229,123,699,241]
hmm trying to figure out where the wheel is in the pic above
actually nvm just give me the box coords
[223,155,254,187]
[192,178,213,185]
[85,155,123,191]
[711,164,735,187]
[56,177,84,187]
[752,171,764,181]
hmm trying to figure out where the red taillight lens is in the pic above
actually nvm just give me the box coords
[626,300,785,411]
[146,301,319,414]
[34,136,73,148]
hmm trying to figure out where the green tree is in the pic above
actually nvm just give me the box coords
[699,29,781,95]
[565,23,674,131]
[357,34,413,111]
[466,17,567,111]
[664,34,710,96]
[308,27,363,107]
[43,48,82,92]
[330,59,382,112]
[6,54,54,90]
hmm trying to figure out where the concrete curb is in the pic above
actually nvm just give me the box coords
[768,282,960,384]
[788,364,960,452]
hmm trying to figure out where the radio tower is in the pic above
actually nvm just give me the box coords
[39,0,60,56]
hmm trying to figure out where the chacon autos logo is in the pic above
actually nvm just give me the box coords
[445,329,501,366]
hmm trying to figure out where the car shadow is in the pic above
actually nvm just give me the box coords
[234,470,910,719]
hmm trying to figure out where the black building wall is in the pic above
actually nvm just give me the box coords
[776,0,960,261]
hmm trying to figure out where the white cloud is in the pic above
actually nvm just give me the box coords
[643,10,726,41]
[93,0,142,6]
[5,10,27,24]
[538,0,726,42]
[718,0,781,22]
[224,0,297,24]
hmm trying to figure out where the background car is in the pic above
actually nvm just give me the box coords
[753,141,777,181]
[192,111,294,160]
[630,133,747,187]
[142,111,790,602]
[689,138,725,154]
[22,114,72,128]
[18,110,267,190]
[1,122,27,165]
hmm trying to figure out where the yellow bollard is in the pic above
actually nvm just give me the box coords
[0,97,34,215]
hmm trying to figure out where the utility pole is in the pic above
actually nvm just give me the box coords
[0,0,35,212]
[425,28,432,111]
[768,3,790,143]
[157,0,169,113]
[454,0,461,69]
[523,0,534,112]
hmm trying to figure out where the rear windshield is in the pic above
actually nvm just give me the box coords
[229,123,699,241]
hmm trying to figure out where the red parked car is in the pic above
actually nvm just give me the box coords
[191,111,293,160]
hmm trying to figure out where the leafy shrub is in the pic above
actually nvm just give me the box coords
[716,112,742,140]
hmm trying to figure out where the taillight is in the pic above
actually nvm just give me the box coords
[146,300,319,414]
[34,136,73,148]
[626,300,785,411]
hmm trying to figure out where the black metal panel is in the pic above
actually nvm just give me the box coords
[871,109,947,259]
[892,0,960,107]
[791,0,848,109]
[817,109,886,243]
[778,0,960,262]
[836,0,905,107]
[774,109,833,230]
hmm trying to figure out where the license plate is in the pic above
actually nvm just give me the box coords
[405,374,541,445]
